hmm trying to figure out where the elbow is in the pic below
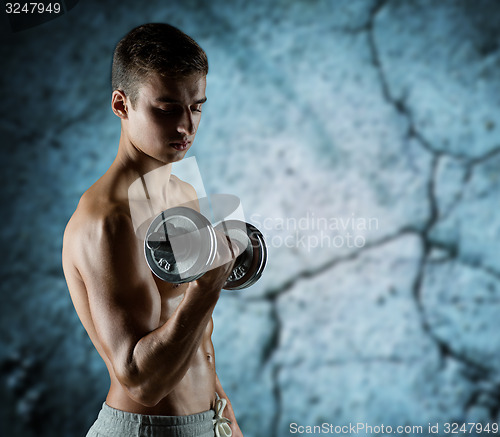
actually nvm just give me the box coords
[115,366,170,408]
[127,384,162,408]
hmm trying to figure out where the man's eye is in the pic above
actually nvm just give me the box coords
[158,108,176,114]
[157,106,201,114]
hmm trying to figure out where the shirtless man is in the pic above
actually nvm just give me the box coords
[62,23,243,437]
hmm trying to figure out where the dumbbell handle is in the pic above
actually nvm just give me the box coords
[146,232,171,251]
[146,230,245,256]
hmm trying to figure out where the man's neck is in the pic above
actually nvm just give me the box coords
[113,140,175,238]
[115,133,171,179]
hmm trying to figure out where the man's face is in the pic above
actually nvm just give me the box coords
[124,72,207,164]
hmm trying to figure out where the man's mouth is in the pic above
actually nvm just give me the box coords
[170,141,189,151]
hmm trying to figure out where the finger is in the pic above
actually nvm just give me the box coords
[213,231,240,266]
[225,235,244,259]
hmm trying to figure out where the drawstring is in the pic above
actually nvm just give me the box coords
[213,394,232,437]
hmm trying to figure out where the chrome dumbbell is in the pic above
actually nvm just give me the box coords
[144,207,267,290]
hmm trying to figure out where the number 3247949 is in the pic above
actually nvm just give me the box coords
[5,3,61,14]
[444,422,498,434]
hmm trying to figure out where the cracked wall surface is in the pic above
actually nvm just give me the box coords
[1,0,500,436]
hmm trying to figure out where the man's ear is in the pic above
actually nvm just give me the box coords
[111,90,129,119]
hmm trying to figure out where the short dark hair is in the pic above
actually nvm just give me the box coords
[112,23,208,107]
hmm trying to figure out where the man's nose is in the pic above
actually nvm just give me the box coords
[177,110,196,135]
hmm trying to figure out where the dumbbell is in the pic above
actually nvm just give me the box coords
[144,207,267,290]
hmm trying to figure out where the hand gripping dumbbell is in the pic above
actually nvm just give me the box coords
[144,207,267,290]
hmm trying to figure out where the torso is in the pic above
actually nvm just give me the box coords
[63,163,217,416]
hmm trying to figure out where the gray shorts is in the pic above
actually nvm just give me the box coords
[85,402,216,437]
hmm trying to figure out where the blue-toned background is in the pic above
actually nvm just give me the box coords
[1,0,500,436]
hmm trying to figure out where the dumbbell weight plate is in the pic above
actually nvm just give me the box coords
[145,207,217,283]
[215,220,268,290]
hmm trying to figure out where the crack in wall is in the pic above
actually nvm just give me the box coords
[235,0,500,430]
[4,2,500,436]
[366,0,500,422]
[242,225,429,433]
[238,225,429,435]
[248,227,419,302]
[366,0,500,162]
[226,0,500,427]
[429,146,500,226]
[268,302,282,437]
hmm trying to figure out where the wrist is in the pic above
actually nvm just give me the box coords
[186,281,221,301]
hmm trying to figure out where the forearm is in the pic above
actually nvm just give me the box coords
[124,284,220,406]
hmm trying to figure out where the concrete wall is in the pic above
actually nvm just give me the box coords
[1,0,500,436]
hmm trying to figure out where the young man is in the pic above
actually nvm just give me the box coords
[62,23,243,437]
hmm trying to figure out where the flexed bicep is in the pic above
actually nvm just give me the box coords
[75,207,161,384]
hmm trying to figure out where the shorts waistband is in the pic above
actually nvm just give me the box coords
[101,402,215,425]
[91,402,216,436]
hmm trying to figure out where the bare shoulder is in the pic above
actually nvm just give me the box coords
[169,174,199,210]
[169,174,197,198]
[62,187,134,276]
[62,181,158,321]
